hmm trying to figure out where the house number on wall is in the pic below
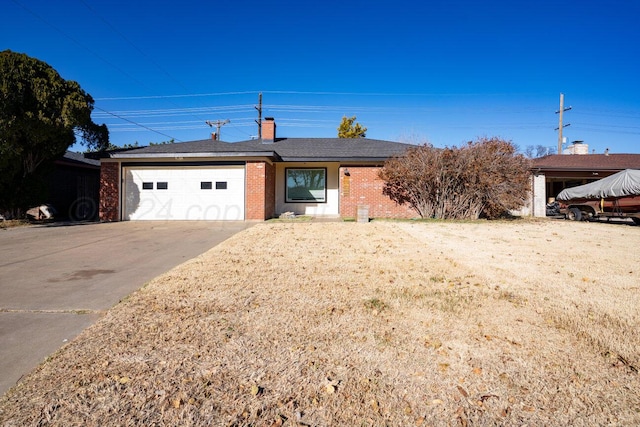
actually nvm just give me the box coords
[342,176,351,197]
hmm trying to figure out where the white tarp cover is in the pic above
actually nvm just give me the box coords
[556,169,640,201]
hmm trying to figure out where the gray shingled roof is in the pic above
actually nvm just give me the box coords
[59,151,100,167]
[109,137,414,161]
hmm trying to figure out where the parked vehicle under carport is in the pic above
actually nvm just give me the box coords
[556,169,640,225]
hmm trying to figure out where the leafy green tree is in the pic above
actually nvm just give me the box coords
[102,141,140,151]
[0,50,108,217]
[150,139,175,146]
[337,115,367,138]
[98,139,174,151]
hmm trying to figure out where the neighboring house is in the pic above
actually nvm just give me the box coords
[98,118,417,221]
[47,151,100,220]
[529,153,640,217]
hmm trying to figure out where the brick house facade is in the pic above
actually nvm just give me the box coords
[245,160,276,220]
[339,166,415,219]
[98,118,416,221]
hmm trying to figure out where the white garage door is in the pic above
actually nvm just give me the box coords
[123,166,245,220]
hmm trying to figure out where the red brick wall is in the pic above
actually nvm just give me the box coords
[99,162,119,222]
[339,166,416,219]
[264,162,276,219]
[245,161,276,220]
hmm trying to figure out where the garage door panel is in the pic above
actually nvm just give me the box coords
[123,167,245,220]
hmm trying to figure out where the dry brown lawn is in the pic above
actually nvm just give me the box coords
[1,219,639,426]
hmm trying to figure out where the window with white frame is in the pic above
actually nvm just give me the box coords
[285,168,326,203]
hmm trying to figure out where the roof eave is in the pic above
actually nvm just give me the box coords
[55,157,101,168]
[110,151,278,159]
[532,166,633,172]
[280,156,391,162]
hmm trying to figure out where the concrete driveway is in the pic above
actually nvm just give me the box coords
[0,220,254,396]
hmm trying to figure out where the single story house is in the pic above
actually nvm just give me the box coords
[529,153,640,217]
[98,118,417,221]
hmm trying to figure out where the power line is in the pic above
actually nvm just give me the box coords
[76,0,242,137]
[96,91,259,101]
[92,101,553,117]
[11,0,157,101]
[107,120,205,127]
[572,127,640,136]
[95,106,181,141]
[92,105,254,118]
[574,111,640,120]
[89,95,639,142]
[95,90,553,102]
[13,0,252,141]
[261,90,536,97]
[78,0,194,97]
[572,122,640,130]
[11,0,202,142]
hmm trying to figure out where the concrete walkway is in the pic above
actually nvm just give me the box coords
[0,220,253,396]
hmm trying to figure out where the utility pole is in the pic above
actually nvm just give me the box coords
[205,119,230,141]
[555,93,572,154]
[254,92,262,139]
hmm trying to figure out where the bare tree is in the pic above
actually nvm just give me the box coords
[379,138,531,220]
[524,144,555,158]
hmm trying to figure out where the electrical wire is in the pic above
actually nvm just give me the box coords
[11,0,158,104]
[80,0,253,141]
[10,1,638,144]
[96,91,259,101]
[13,0,253,141]
[95,107,181,141]
[78,0,194,98]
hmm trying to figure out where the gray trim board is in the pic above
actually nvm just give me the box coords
[121,161,245,167]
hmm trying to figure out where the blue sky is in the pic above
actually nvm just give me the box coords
[3,0,640,154]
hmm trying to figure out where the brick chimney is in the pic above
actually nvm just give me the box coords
[262,117,276,144]
[211,132,217,141]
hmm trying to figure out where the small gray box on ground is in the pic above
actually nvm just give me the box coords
[357,205,369,223]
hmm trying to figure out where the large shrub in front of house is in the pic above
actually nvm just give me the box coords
[379,137,531,220]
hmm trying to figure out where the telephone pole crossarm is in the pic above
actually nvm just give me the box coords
[205,119,230,141]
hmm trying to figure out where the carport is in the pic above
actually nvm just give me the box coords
[530,153,640,217]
